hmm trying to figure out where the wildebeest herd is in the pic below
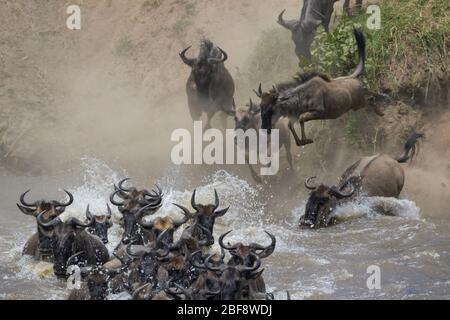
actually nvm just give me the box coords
[16,1,424,300]
[19,183,276,300]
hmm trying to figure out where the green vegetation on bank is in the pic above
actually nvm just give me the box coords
[308,0,449,95]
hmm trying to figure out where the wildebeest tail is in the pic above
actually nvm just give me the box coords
[396,131,425,163]
[334,28,366,80]
[349,28,366,78]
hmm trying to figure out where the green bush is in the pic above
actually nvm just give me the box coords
[306,0,449,93]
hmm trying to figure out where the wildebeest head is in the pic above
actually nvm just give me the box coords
[125,231,171,284]
[219,230,276,266]
[278,9,321,60]
[174,190,229,240]
[110,180,163,244]
[168,222,215,257]
[77,262,126,300]
[278,1,337,59]
[180,40,228,91]
[233,99,260,132]
[113,178,163,204]
[138,204,192,244]
[254,84,280,134]
[86,204,113,244]
[300,177,355,229]
[17,190,73,257]
[17,189,73,218]
[40,213,96,278]
[204,253,262,300]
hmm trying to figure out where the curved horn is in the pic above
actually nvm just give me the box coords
[52,190,74,207]
[180,46,195,66]
[118,178,132,192]
[329,185,355,199]
[85,205,94,221]
[16,204,38,216]
[191,189,200,211]
[305,176,318,190]
[113,184,129,200]
[173,203,194,217]
[106,203,112,218]
[37,211,61,228]
[135,202,162,222]
[253,83,262,98]
[249,231,276,258]
[110,189,126,206]
[214,206,229,217]
[213,189,220,210]
[172,204,192,227]
[277,9,296,31]
[218,230,238,251]
[19,190,37,207]
[208,47,228,64]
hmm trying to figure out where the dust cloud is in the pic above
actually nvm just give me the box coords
[1,0,448,219]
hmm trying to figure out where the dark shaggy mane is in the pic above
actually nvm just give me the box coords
[274,71,331,92]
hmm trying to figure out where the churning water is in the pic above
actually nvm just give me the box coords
[0,157,449,299]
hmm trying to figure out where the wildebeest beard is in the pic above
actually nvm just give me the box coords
[37,226,57,259]
[193,60,215,97]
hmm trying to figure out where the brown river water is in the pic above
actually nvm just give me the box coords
[0,157,449,300]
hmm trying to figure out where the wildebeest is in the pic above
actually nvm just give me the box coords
[137,204,191,244]
[299,131,425,229]
[35,211,110,278]
[68,260,128,300]
[257,29,380,147]
[174,189,229,242]
[278,0,339,59]
[233,99,293,181]
[17,189,73,261]
[180,39,235,129]
[85,204,113,244]
[202,252,263,300]
[219,230,276,297]
[109,179,163,244]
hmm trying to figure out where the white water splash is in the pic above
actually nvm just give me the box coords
[333,196,421,220]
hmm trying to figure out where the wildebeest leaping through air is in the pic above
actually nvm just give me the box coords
[180,39,235,129]
[256,28,382,147]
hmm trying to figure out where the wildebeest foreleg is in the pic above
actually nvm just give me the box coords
[297,112,319,146]
[289,117,314,147]
[288,121,302,147]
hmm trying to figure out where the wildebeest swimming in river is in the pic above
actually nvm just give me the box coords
[299,131,425,229]
[17,189,73,261]
[256,29,383,147]
[180,39,235,129]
